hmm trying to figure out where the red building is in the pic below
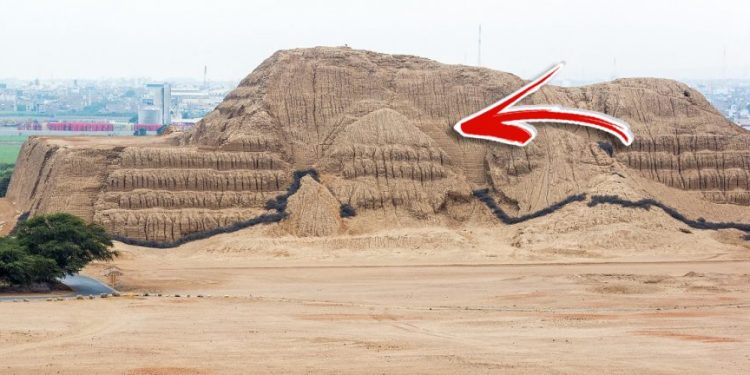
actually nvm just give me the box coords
[47,122,114,132]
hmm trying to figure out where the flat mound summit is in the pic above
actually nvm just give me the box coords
[6,47,750,243]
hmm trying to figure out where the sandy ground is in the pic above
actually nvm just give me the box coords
[0,198,19,236]
[1,225,749,374]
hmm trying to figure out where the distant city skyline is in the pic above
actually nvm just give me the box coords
[1,0,749,82]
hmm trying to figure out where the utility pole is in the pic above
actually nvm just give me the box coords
[203,65,208,89]
[612,57,617,80]
[477,24,482,67]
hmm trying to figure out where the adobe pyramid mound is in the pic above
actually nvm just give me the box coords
[283,175,342,237]
[6,47,749,243]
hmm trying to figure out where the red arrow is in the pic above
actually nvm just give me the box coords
[453,62,633,147]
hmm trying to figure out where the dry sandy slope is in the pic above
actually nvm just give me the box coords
[0,198,20,236]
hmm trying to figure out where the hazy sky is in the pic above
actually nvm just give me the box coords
[1,0,748,81]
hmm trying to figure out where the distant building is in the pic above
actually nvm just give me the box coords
[138,106,161,125]
[46,121,114,132]
[141,83,171,125]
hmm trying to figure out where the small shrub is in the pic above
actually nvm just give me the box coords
[340,203,357,218]
[597,141,614,157]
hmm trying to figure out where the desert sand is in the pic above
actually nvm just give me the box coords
[1,222,749,374]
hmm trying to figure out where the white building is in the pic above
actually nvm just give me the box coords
[142,83,171,125]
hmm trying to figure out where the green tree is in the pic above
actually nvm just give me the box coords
[0,164,14,197]
[0,238,61,285]
[15,213,116,275]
